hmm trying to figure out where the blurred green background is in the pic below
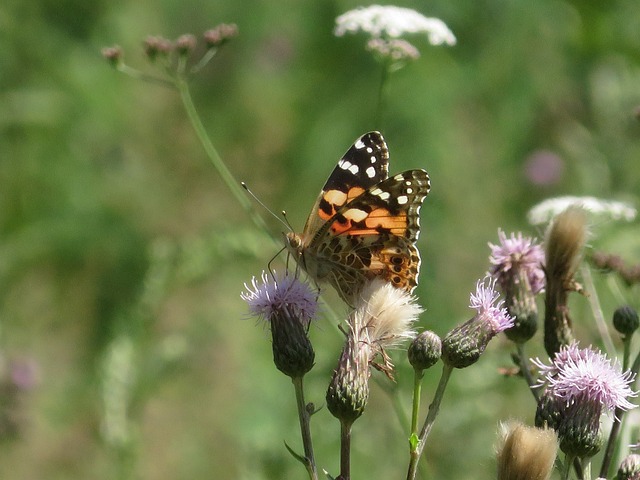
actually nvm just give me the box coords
[2,0,639,478]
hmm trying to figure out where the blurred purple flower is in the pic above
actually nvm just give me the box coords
[523,150,564,186]
[489,230,545,295]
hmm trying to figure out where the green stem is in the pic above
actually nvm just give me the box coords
[562,454,575,480]
[292,376,318,480]
[410,369,423,437]
[374,62,389,129]
[599,335,636,479]
[339,420,352,480]
[175,75,273,239]
[516,343,539,401]
[406,364,453,480]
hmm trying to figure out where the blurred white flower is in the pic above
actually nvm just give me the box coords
[366,38,420,61]
[528,196,637,225]
[335,5,456,46]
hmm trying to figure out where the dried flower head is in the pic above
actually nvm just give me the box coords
[528,196,637,225]
[327,279,422,424]
[442,276,514,368]
[496,422,557,480]
[543,207,586,356]
[335,5,456,45]
[618,454,640,480]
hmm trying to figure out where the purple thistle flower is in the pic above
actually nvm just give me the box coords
[241,272,318,378]
[241,271,318,326]
[469,276,515,334]
[489,230,545,295]
[534,343,637,415]
[441,276,514,368]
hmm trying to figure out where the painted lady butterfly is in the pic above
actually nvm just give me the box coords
[285,131,430,304]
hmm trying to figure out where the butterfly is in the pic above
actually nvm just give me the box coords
[285,131,430,304]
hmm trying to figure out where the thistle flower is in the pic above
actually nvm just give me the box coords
[326,279,422,423]
[543,207,586,357]
[496,422,557,480]
[489,230,545,343]
[533,344,637,458]
[441,276,514,368]
[528,196,637,225]
[241,272,318,378]
[335,5,456,46]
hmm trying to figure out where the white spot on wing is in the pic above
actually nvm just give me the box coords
[366,166,376,178]
[348,164,359,175]
[397,195,408,205]
[355,139,365,149]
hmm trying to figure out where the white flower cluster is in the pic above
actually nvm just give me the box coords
[335,5,456,46]
[528,196,637,225]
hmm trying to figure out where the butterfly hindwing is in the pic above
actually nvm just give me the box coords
[312,169,430,299]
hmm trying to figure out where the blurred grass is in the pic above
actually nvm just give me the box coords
[1,0,639,478]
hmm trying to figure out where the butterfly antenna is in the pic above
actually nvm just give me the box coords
[241,182,291,231]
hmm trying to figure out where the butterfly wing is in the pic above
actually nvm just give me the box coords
[300,131,389,239]
[309,169,431,303]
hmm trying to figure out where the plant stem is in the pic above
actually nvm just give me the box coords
[410,369,423,437]
[374,62,389,128]
[339,420,352,480]
[599,335,635,479]
[406,364,453,480]
[516,343,539,401]
[175,75,273,238]
[562,454,575,480]
[292,376,318,480]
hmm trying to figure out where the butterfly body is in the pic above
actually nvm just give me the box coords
[285,132,430,304]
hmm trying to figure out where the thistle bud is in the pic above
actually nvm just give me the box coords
[557,402,603,459]
[618,454,640,480]
[270,306,315,378]
[613,305,639,336]
[408,330,441,372]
